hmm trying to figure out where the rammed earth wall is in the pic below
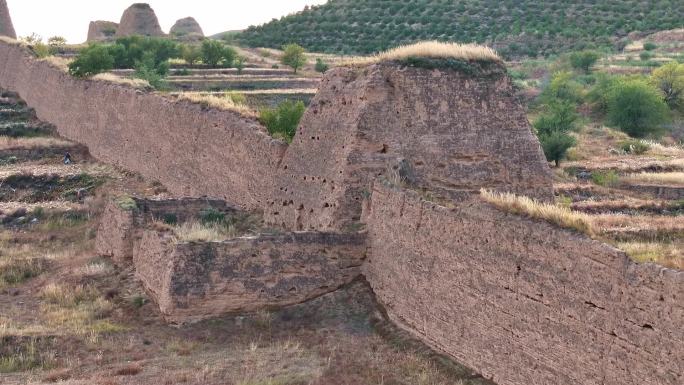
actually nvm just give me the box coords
[133,230,366,323]
[0,41,286,210]
[363,182,683,385]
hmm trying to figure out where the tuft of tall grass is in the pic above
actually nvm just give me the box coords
[623,172,684,186]
[176,92,255,116]
[92,73,151,89]
[345,41,501,66]
[480,189,594,235]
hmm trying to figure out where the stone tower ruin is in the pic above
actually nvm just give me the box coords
[0,0,16,39]
[116,3,165,38]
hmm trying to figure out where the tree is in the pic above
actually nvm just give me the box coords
[68,44,114,77]
[606,79,670,138]
[539,130,577,167]
[569,50,600,73]
[315,58,329,73]
[181,44,202,65]
[235,56,246,74]
[533,100,579,135]
[222,46,237,68]
[534,99,579,167]
[650,62,684,110]
[281,44,307,74]
[201,39,225,67]
[540,71,583,104]
[47,36,67,48]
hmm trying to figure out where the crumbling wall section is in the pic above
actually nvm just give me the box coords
[134,231,367,323]
[0,41,285,209]
[266,62,553,231]
[364,182,683,385]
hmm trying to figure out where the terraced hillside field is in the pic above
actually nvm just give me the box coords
[238,0,684,57]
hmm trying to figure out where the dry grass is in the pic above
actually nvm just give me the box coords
[0,36,22,46]
[0,257,48,288]
[173,221,237,243]
[617,242,683,270]
[480,189,594,235]
[0,136,72,149]
[345,41,501,65]
[175,92,256,116]
[92,73,151,89]
[623,172,684,186]
[235,339,324,385]
[39,56,71,73]
[39,283,123,336]
[640,140,684,156]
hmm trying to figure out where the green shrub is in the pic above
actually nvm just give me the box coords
[569,50,600,73]
[533,100,579,135]
[68,44,115,77]
[650,62,684,110]
[163,213,178,225]
[281,43,307,74]
[643,42,657,51]
[181,44,202,65]
[591,170,620,187]
[539,130,577,167]
[640,51,653,61]
[201,40,226,67]
[199,207,225,225]
[228,92,246,105]
[133,52,168,90]
[315,58,329,73]
[235,55,246,74]
[540,71,583,104]
[587,73,621,114]
[259,100,306,142]
[115,195,137,211]
[606,79,670,138]
[618,140,650,155]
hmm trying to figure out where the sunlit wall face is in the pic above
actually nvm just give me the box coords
[7,0,327,43]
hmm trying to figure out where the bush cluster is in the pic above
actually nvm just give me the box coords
[259,100,306,142]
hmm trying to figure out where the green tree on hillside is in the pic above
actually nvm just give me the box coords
[181,44,202,65]
[281,44,307,74]
[650,62,684,110]
[68,44,114,77]
[534,100,579,167]
[569,50,600,73]
[201,39,226,67]
[606,79,670,138]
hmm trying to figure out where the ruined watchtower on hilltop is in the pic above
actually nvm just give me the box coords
[0,0,16,39]
[266,43,553,231]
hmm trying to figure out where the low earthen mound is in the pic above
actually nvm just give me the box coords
[87,21,119,42]
[116,3,165,38]
[0,0,16,39]
[170,17,204,41]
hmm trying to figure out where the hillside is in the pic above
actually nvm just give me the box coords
[238,0,684,57]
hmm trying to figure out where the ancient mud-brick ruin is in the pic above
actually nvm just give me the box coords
[0,36,681,385]
[170,17,204,41]
[115,3,165,38]
[87,21,119,42]
[0,0,15,39]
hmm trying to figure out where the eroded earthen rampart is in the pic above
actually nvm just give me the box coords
[364,182,683,385]
[1,39,681,385]
[0,41,285,210]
